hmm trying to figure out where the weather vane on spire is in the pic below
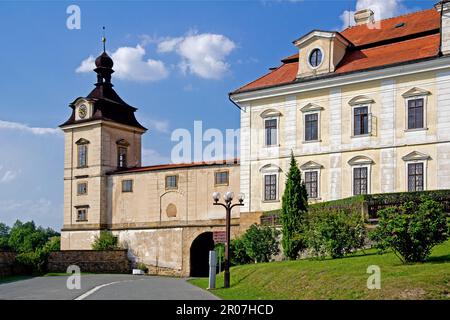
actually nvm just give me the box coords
[102,26,106,53]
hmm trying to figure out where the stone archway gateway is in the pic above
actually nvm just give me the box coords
[189,232,215,277]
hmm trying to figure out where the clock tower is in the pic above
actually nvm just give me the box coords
[59,48,147,249]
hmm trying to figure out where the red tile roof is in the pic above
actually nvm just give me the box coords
[233,8,441,94]
[340,9,439,47]
[110,159,239,175]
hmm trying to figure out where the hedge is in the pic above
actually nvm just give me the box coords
[261,189,450,225]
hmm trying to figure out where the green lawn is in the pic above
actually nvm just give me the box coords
[189,240,450,300]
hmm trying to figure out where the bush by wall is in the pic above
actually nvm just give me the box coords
[92,231,119,251]
[305,209,366,259]
[370,197,449,263]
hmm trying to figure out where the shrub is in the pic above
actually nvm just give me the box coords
[136,262,148,273]
[305,209,366,259]
[370,198,449,263]
[92,231,119,251]
[229,238,252,266]
[280,153,308,260]
[241,224,280,263]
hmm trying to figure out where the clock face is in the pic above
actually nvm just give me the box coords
[78,104,87,119]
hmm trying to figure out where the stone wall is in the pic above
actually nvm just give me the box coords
[47,250,131,274]
[0,251,16,277]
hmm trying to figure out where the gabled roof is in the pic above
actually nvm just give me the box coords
[232,8,441,95]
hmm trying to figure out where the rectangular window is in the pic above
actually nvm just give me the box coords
[407,98,424,130]
[353,167,368,195]
[118,147,127,168]
[353,106,369,136]
[408,163,424,192]
[264,174,277,201]
[165,175,178,189]
[305,171,318,199]
[76,209,87,221]
[77,144,88,167]
[305,113,319,141]
[122,179,133,193]
[77,182,88,195]
[265,119,277,146]
[214,171,229,185]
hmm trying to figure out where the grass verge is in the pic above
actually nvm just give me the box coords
[189,240,450,300]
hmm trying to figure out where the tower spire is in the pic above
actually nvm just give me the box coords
[102,26,106,53]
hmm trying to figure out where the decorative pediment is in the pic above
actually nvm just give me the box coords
[402,87,431,98]
[116,139,130,147]
[259,164,282,173]
[75,138,90,145]
[348,155,374,166]
[260,109,282,118]
[300,161,323,170]
[300,103,324,113]
[293,30,350,48]
[348,95,375,106]
[402,151,431,161]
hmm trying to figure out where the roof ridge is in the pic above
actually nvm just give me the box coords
[343,7,436,32]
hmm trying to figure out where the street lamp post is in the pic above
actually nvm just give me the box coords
[212,191,244,288]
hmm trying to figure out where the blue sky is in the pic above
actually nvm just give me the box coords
[0,0,436,230]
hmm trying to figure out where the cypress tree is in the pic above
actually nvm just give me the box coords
[281,152,308,260]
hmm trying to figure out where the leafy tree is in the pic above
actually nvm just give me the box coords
[8,220,58,253]
[15,236,61,274]
[305,209,366,259]
[241,224,279,263]
[280,152,308,259]
[370,198,449,263]
[92,231,119,250]
[0,222,10,250]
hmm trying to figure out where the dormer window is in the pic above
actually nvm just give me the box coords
[309,48,323,68]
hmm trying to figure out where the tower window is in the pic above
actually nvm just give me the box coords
[118,147,128,168]
[76,208,88,221]
[77,144,88,168]
[265,118,278,146]
[264,174,277,201]
[77,182,88,195]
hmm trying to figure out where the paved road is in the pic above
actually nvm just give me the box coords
[0,274,218,300]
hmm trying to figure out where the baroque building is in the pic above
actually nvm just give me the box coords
[230,4,450,218]
[60,49,244,277]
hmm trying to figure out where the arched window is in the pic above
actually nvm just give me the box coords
[75,138,90,168]
[117,139,130,169]
[348,156,374,195]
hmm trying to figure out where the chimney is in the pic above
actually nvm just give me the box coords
[436,1,450,55]
[354,9,375,25]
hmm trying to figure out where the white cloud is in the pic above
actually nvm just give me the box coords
[0,120,61,136]
[0,170,18,184]
[0,198,62,230]
[145,118,170,134]
[340,0,409,30]
[76,45,169,82]
[157,32,236,80]
[142,148,171,166]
